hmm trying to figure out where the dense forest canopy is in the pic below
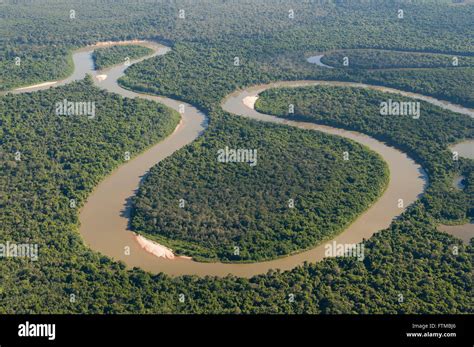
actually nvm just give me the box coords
[0,0,472,314]
[92,45,153,70]
[0,81,471,314]
[0,46,73,90]
[131,115,388,262]
[2,0,473,106]
[319,49,474,69]
[255,86,474,223]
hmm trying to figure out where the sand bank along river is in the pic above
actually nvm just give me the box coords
[8,41,474,277]
[306,55,334,69]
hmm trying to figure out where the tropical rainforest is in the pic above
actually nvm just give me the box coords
[0,0,472,314]
[131,116,388,262]
[92,45,153,70]
[255,86,474,223]
[319,49,474,69]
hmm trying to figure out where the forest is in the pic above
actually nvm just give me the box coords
[354,67,474,108]
[0,45,73,90]
[0,0,472,314]
[2,0,473,108]
[131,114,388,262]
[255,86,474,223]
[92,45,153,70]
[0,79,471,313]
[319,49,474,69]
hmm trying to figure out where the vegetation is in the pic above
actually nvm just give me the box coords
[92,45,153,70]
[0,46,73,90]
[319,49,474,69]
[2,0,474,106]
[353,67,474,108]
[255,85,474,223]
[0,76,180,218]
[0,0,472,314]
[132,115,388,262]
[0,78,471,313]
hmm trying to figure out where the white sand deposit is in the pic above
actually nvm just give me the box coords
[242,96,258,109]
[135,234,176,259]
[96,74,108,82]
[134,234,193,260]
[15,81,57,91]
[90,40,146,48]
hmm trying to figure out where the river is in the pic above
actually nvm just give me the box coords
[8,41,474,277]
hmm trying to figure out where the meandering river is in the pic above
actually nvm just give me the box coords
[8,41,473,277]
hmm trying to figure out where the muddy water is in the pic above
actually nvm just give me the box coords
[306,55,334,69]
[438,223,474,244]
[10,41,474,277]
[450,140,474,160]
[227,80,474,118]
[79,71,427,277]
[73,46,425,277]
[74,44,210,272]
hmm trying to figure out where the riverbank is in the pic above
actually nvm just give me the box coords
[12,40,474,277]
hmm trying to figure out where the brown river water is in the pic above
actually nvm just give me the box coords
[450,140,474,160]
[8,41,474,277]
